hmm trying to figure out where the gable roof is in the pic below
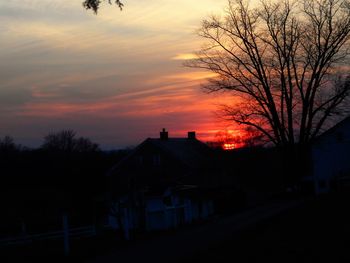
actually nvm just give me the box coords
[147,138,213,168]
[314,116,350,144]
[107,136,213,176]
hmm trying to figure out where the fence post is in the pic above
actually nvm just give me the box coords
[63,213,69,256]
[21,220,27,236]
[122,208,130,241]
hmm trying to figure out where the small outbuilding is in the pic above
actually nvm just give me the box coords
[307,117,350,194]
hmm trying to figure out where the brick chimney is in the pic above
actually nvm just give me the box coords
[160,128,168,140]
[188,131,196,140]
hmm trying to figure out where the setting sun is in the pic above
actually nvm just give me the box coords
[223,143,236,150]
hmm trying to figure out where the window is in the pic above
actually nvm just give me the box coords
[318,180,327,189]
[163,196,172,206]
[138,156,144,165]
[153,154,161,166]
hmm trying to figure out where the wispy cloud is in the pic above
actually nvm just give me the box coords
[172,53,198,60]
[0,0,234,148]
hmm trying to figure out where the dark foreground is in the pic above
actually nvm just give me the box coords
[184,193,350,263]
[1,193,349,263]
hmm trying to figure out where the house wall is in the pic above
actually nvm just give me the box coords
[108,138,216,233]
[109,195,215,233]
[145,195,187,231]
[184,199,193,223]
[108,206,139,230]
[116,142,188,187]
[312,121,350,194]
[145,198,167,231]
[185,199,214,223]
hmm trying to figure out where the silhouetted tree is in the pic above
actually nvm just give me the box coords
[83,0,123,13]
[242,127,264,148]
[42,130,76,152]
[0,136,17,153]
[41,130,100,153]
[187,0,350,147]
[212,128,264,150]
[214,130,244,149]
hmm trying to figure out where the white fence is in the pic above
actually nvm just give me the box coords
[0,226,96,246]
[0,215,97,256]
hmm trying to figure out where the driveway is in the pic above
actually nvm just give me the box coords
[86,199,304,263]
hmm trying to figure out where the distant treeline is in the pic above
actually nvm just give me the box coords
[0,130,131,236]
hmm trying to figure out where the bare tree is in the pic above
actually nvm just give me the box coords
[213,127,264,149]
[187,0,350,147]
[0,136,18,153]
[42,130,100,153]
[83,0,123,13]
[42,130,77,152]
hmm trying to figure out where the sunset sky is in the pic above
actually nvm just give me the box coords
[0,0,255,149]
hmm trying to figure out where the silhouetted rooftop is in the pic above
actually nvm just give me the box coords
[146,137,212,168]
[314,116,350,144]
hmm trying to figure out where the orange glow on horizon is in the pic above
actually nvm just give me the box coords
[223,143,236,150]
[0,0,255,148]
[212,129,259,150]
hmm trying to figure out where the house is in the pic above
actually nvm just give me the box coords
[307,117,350,194]
[106,129,218,237]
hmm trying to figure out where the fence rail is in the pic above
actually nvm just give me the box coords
[0,225,96,247]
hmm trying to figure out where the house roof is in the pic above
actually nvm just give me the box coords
[107,136,213,176]
[314,116,350,144]
[147,137,213,168]
[107,134,230,200]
